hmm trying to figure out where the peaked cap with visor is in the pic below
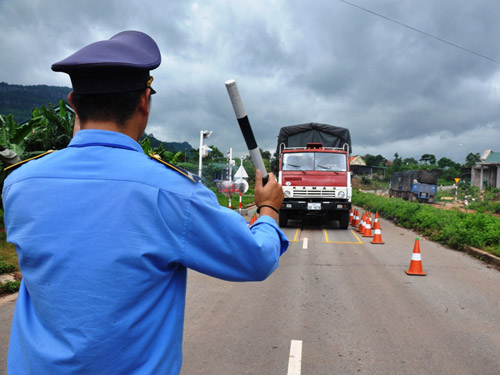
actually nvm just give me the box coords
[52,30,161,94]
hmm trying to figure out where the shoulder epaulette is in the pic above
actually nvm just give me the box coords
[149,153,200,183]
[4,150,55,173]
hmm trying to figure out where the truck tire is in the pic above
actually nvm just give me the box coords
[339,211,349,229]
[279,211,288,228]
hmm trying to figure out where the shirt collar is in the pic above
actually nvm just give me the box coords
[68,129,144,153]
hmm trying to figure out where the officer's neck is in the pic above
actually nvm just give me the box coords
[76,91,150,142]
[80,119,146,142]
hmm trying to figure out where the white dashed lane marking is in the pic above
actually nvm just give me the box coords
[287,340,303,375]
[302,237,308,249]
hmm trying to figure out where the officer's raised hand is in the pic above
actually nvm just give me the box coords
[254,169,284,220]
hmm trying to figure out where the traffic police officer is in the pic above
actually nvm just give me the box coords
[3,30,288,374]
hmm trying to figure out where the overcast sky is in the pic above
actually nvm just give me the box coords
[1,0,500,163]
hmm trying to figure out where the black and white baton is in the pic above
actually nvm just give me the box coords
[225,79,268,184]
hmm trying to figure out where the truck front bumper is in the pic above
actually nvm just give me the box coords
[280,199,351,217]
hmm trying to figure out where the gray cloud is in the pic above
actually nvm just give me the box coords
[1,0,500,163]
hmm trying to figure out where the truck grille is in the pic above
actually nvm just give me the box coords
[292,187,337,198]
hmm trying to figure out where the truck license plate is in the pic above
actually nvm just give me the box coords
[308,203,321,210]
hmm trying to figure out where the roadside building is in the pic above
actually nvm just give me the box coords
[349,155,369,175]
[471,149,500,189]
[350,155,386,177]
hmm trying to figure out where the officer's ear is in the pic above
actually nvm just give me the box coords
[68,91,76,111]
[137,89,151,117]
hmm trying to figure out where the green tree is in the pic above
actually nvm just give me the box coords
[419,153,436,165]
[437,157,461,182]
[392,153,402,169]
[243,157,256,184]
[204,145,224,162]
[363,154,387,167]
[437,157,459,170]
[465,152,480,167]
[402,157,418,166]
[260,149,272,161]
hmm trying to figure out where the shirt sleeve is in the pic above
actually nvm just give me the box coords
[178,185,289,281]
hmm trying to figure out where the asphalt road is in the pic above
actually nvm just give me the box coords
[0,294,15,373]
[181,215,500,374]
[1,214,500,374]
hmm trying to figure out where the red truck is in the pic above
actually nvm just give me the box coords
[276,123,352,228]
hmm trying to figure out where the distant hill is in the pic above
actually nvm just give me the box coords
[142,133,193,153]
[0,82,193,152]
[0,82,71,123]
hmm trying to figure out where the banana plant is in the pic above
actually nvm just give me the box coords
[22,100,74,157]
[0,113,34,157]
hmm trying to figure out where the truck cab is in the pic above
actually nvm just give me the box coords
[278,142,352,228]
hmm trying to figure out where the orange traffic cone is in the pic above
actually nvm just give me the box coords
[352,209,359,227]
[250,212,257,225]
[349,208,353,224]
[362,216,373,237]
[406,238,426,276]
[359,213,366,234]
[371,220,384,244]
[374,212,380,223]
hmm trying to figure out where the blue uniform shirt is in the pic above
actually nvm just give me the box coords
[3,129,288,374]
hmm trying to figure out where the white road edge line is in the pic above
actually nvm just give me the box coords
[302,237,308,249]
[287,340,303,375]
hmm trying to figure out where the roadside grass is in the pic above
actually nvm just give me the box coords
[0,229,21,294]
[0,231,18,272]
[436,185,500,213]
[351,175,389,191]
[353,190,500,257]
[212,188,256,210]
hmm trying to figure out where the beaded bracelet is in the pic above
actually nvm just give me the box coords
[256,205,280,214]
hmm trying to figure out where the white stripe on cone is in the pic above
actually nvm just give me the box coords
[411,253,422,261]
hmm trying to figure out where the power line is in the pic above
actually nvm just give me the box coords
[340,0,500,64]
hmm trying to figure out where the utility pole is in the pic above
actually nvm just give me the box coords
[198,130,212,179]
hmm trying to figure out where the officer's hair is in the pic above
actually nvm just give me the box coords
[71,90,147,126]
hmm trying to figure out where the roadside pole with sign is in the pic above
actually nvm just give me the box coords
[454,178,460,201]
[234,158,249,213]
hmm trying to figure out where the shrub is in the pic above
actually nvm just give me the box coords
[353,190,500,257]
[0,261,16,274]
[0,280,20,294]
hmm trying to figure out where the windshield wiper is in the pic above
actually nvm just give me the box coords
[287,163,306,174]
[317,164,340,174]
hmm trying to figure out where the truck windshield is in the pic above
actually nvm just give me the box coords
[282,152,346,171]
[315,153,347,172]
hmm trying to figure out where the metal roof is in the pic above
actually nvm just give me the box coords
[484,151,500,164]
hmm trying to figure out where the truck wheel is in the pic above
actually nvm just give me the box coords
[339,211,349,229]
[279,212,288,228]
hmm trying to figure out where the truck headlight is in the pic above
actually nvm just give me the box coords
[284,189,292,198]
[338,191,345,198]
